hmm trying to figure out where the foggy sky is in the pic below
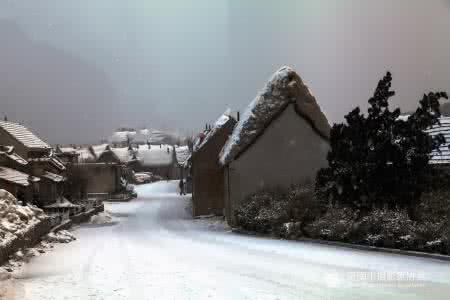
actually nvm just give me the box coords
[1,0,450,144]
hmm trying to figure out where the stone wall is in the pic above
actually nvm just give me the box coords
[0,204,104,266]
[0,218,52,266]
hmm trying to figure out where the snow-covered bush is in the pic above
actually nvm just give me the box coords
[235,185,319,236]
[357,209,415,248]
[235,189,289,234]
[304,206,355,241]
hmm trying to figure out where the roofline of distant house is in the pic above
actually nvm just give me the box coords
[223,102,330,166]
[192,117,237,158]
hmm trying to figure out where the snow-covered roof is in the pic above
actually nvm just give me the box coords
[0,166,36,186]
[76,148,96,162]
[136,144,175,167]
[194,110,235,153]
[41,171,66,183]
[219,66,330,166]
[110,147,135,164]
[28,156,66,171]
[0,146,28,166]
[57,146,79,155]
[427,117,450,164]
[175,146,191,165]
[0,121,50,150]
[90,144,109,158]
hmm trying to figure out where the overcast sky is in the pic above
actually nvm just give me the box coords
[1,0,450,144]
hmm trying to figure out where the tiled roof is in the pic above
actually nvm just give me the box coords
[28,157,66,171]
[427,117,450,164]
[0,146,28,166]
[41,171,66,183]
[0,166,36,186]
[0,121,50,149]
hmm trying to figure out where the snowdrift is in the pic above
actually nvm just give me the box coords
[0,189,47,246]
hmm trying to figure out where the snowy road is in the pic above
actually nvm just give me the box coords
[11,181,450,299]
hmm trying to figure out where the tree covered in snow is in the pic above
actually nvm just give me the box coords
[316,72,448,215]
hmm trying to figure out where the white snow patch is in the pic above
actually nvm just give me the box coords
[90,212,116,225]
[0,189,46,247]
[44,230,76,244]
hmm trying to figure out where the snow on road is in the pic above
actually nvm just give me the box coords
[7,181,450,299]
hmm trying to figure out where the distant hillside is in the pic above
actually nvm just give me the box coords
[109,128,182,145]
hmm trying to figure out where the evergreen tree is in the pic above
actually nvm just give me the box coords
[316,72,448,215]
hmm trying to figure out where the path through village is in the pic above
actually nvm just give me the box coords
[6,181,450,300]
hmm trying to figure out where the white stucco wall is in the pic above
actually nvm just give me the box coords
[226,104,329,223]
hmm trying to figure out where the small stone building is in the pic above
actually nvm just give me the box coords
[219,67,331,225]
[191,111,236,216]
[75,163,125,195]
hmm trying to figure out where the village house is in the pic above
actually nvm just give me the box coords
[75,163,126,197]
[0,121,67,207]
[132,144,178,179]
[0,120,52,159]
[219,67,331,225]
[54,145,80,164]
[0,165,40,204]
[191,111,237,216]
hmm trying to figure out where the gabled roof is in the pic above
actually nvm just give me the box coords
[98,147,124,164]
[0,145,28,166]
[28,156,66,171]
[76,148,96,162]
[41,171,66,183]
[427,117,450,164]
[0,121,50,150]
[90,144,109,159]
[194,109,236,153]
[0,166,39,186]
[219,66,330,166]
[110,147,135,164]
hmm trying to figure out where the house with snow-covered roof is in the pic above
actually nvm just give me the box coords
[0,121,68,207]
[219,66,330,225]
[54,145,80,164]
[131,144,178,179]
[0,166,40,204]
[191,110,236,216]
[0,121,51,159]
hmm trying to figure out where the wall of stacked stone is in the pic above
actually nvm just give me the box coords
[1,204,105,266]
[70,204,105,224]
[0,218,52,266]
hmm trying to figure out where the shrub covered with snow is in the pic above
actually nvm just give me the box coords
[304,206,355,241]
[0,189,46,246]
[235,185,319,236]
[235,189,289,234]
[356,209,415,248]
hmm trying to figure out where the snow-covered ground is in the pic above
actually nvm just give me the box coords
[5,181,450,299]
